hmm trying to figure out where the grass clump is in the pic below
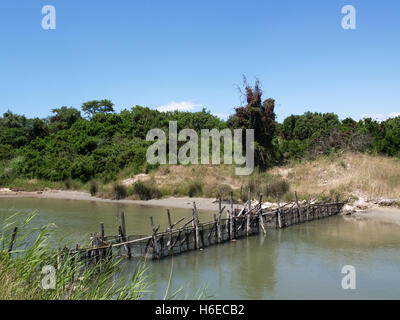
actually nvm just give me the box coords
[188,181,203,198]
[113,183,128,200]
[89,179,99,196]
[132,181,162,200]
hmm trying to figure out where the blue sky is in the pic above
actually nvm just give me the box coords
[0,0,399,122]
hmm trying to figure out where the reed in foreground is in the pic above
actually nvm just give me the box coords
[0,213,148,300]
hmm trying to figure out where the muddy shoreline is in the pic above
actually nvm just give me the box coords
[1,188,399,223]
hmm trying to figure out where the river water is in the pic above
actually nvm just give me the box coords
[1,197,400,300]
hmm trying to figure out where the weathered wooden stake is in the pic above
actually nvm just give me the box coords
[121,211,127,236]
[167,209,173,254]
[217,204,222,243]
[100,222,105,241]
[295,191,302,223]
[276,193,282,229]
[8,226,18,254]
[150,216,160,258]
[213,214,218,244]
[246,189,251,236]
[229,191,234,240]
[258,194,266,235]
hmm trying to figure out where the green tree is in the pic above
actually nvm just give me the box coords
[81,99,115,118]
[227,78,277,167]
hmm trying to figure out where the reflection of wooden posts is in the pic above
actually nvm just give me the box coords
[240,185,243,203]
[8,226,18,254]
[295,191,302,223]
[167,209,173,254]
[150,216,159,258]
[276,193,282,229]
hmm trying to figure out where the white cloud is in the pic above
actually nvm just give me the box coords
[157,101,201,112]
[360,112,400,121]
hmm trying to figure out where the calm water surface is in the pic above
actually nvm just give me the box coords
[1,197,400,300]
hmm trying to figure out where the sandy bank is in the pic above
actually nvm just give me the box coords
[0,188,220,211]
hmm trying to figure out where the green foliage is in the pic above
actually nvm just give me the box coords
[227,78,277,168]
[0,86,399,191]
[81,99,115,118]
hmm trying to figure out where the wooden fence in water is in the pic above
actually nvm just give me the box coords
[63,191,344,263]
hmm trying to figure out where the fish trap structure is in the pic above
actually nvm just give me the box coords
[68,191,345,262]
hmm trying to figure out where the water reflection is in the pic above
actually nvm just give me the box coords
[1,198,400,299]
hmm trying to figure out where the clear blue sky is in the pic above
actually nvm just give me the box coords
[0,0,399,122]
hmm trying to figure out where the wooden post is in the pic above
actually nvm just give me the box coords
[194,203,201,248]
[150,216,160,258]
[276,193,282,229]
[8,226,18,254]
[258,194,266,235]
[229,191,234,240]
[167,209,173,254]
[246,189,251,236]
[248,189,251,212]
[336,194,340,213]
[121,211,127,237]
[240,185,243,203]
[217,203,222,243]
[100,223,105,241]
[295,191,302,223]
[213,214,218,244]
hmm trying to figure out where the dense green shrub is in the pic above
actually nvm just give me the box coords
[132,181,162,200]
[112,183,127,200]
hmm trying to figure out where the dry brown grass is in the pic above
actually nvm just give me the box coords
[271,152,400,200]
[149,164,242,198]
